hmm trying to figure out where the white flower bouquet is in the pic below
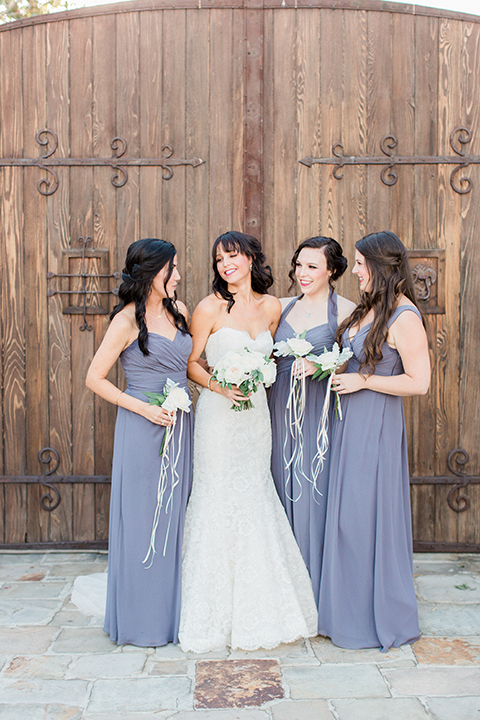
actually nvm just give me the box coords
[272,331,315,502]
[306,342,354,483]
[142,379,192,567]
[212,347,277,411]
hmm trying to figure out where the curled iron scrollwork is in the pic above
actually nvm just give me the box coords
[449,127,473,194]
[412,263,437,301]
[38,447,62,512]
[36,129,58,159]
[447,448,470,513]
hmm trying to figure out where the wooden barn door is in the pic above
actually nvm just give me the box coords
[0,0,479,551]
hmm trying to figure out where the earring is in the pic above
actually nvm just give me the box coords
[249,264,253,270]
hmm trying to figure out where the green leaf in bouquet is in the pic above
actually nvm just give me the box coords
[312,368,330,381]
[143,391,166,406]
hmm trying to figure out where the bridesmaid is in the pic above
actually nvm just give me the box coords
[269,236,355,607]
[318,231,430,651]
[86,238,193,646]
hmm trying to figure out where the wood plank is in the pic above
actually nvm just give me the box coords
[365,10,392,232]
[296,8,321,291]
[4,485,27,544]
[434,17,463,544]
[73,483,95,541]
[209,9,235,242]
[46,20,73,541]
[268,9,296,292]
[116,12,140,263]
[0,29,26,478]
[139,10,163,240]
[162,9,186,298]
[93,13,118,476]
[0,486,4,542]
[340,9,368,302]
[95,482,111,541]
[244,6,263,239]
[185,9,210,311]
[319,9,343,242]
[231,9,245,236]
[262,9,275,289]
[411,15,438,482]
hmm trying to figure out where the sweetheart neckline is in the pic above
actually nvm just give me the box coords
[209,327,272,342]
[124,330,179,352]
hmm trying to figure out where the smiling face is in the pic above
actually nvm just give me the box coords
[352,249,372,292]
[214,243,251,285]
[151,254,181,299]
[295,247,331,295]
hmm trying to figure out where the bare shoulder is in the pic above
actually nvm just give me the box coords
[176,299,189,320]
[278,296,295,310]
[110,304,136,333]
[336,294,356,323]
[262,293,282,321]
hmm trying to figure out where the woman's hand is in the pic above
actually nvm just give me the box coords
[211,380,250,407]
[141,403,176,426]
[292,358,316,379]
[332,372,366,395]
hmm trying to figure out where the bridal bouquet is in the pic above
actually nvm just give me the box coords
[211,347,277,411]
[272,332,315,502]
[142,379,192,567]
[307,343,353,483]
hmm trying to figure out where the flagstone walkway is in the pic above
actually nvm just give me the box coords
[1,551,479,720]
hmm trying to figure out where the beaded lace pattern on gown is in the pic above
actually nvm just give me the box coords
[179,327,318,653]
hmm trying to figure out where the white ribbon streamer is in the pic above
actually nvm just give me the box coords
[311,373,334,494]
[142,411,185,569]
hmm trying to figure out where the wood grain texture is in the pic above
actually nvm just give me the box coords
[162,9,186,295]
[434,17,462,543]
[0,29,26,477]
[93,14,118,476]
[185,9,210,312]
[339,9,367,304]
[296,9,321,271]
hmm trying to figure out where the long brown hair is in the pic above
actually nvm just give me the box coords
[335,231,420,374]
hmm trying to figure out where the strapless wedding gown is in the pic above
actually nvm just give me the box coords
[179,327,317,653]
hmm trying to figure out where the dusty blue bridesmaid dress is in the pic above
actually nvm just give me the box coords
[104,330,193,646]
[318,305,420,651]
[268,292,337,607]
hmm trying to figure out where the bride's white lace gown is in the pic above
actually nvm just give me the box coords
[179,327,318,653]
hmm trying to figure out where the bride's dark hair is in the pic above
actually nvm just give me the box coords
[288,236,348,292]
[335,231,420,374]
[212,231,274,312]
[111,238,189,356]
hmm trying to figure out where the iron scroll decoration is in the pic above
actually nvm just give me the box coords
[0,129,205,196]
[299,126,478,195]
[447,449,471,513]
[38,447,62,512]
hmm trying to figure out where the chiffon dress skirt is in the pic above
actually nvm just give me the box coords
[318,306,420,652]
[179,327,318,653]
[268,292,337,608]
[104,331,193,647]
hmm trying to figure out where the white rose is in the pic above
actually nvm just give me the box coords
[223,364,246,385]
[241,352,262,372]
[215,351,243,372]
[315,342,341,372]
[337,347,354,365]
[287,337,314,357]
[261,360,277,387]
[163,386,192,413]
[273,340,290,357]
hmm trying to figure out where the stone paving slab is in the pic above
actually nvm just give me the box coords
[228,640,316,667]
[310,636,415,666]
[413,636,480,664]
[0,626,59,654]
[417,603,480,635]
[0,679,89,705]
[87,677,192,713]
[174,712,269,720]
[424,696,480,720]
[383,666,480,696]
[43,564,107,578]
[66,651,147,679]
[148,660,190,675]
[331,697,433,720]
[416,574,480,602]
[83,714,177,720]
[0,563,47,582]
[51,627,117,654]
[283,665,390,699]
[270,699,335,719]
[0,598,62,625]
[50,610,93,627]
[0,704,82,720]
[3,655,72,679]
[1,581,69,599]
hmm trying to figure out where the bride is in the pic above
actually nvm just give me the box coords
[179,231,317,653]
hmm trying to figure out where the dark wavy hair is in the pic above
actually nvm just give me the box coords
[335,231,420,374]
[288,236,348,292]
[212,231,274,312]
[111,238,189,356]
